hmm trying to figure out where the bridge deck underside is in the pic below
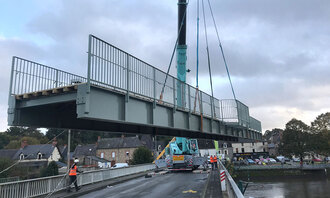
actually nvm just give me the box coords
[8,83,260,141]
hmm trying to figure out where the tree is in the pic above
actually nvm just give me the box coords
[310,112,330,155]
[279,119,310,159]
[40,161,59,177]
[311,112,330,132]
[0,133,10,149]
[0,158,14,178]
[132,147,153,165]
[5,137,42,149]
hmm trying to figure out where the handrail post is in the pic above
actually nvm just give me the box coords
[87,35,92,93]
[8,56,15,101]
[126,54,130,102]
[153,68,156,108]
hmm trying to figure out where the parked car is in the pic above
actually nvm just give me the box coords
[292,157,300,162]
[312,158,322,162]
[247,159,256,164]
[268,158,277,163]
[111,163,129,169]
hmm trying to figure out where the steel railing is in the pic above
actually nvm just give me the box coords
[219,161,244,198]
[9,57,87,96]
[0,163,155,198]
[87,35,256,128]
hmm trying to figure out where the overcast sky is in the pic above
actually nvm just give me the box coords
[0,0,329,133]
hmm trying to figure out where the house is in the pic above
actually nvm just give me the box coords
[96,135,152,165]
[198,139,216,157]
[10,140,62,167]
[217,141,233,159]
[0,149,19,160]
[72,144,97,166]
[232,139,268,160]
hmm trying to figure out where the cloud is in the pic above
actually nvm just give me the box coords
[0,0,329,132]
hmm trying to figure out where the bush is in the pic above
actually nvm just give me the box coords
[132,147,153,165]
[0,158,14,178]
[40,161,58,177]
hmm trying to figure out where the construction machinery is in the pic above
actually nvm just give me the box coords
[155,137,207,170]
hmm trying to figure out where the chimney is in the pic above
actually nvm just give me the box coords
[21,140,28,149]
[96,136,101,146]
[52,137,57,147]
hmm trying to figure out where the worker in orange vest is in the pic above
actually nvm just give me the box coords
[214,155,218,169]
[67,158,81,192]
[210,155,214,170]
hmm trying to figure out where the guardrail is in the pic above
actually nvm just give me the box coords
[234,163,330,170]
[219,161,244,198]
[9,57,87,96]
[0,163,155,198]
[87,35,259,130]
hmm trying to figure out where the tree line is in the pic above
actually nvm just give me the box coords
[279,112,330,159]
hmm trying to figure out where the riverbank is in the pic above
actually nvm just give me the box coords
[235,168,330,181]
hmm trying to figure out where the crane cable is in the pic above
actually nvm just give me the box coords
[159,0,190,102]
[193,0,203,131]
[207,0,237,101]
[201,0,215,117]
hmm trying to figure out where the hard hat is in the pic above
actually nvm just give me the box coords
[74,159,79,163]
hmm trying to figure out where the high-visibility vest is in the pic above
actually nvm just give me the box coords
[69,165,77,176]
[214,156,217,161]
[210,156,214,163]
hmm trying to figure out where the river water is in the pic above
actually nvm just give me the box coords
[244,177,330,198]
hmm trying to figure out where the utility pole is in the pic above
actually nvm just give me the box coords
[67,129,71,171]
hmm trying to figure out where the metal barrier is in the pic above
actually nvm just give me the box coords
[0,163,155,198]
[219,161,244,198]
[235,163,330,170]
[87,35,254,127]
[249,116,262,132]
[9,57,87,96]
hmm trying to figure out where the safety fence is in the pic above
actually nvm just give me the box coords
[9,57,86,95]
[0,163,155,198]
[219,161,244,198]
[249,116,262,132]
[87,35,256,128]
[235,163,330,170]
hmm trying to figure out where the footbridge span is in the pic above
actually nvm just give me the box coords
[8,35,262,141]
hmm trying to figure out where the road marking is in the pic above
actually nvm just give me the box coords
[182,189,197,193]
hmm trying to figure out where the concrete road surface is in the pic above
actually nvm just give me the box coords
[79,172,209,198]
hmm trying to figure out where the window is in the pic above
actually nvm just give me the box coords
[262,142,265,145]
[263,148,266,152]
[241,148,245,153]
[236,148,239,153]
[241,143,244,146]
[37,153,42,160]
[20,154,24,160]
[126,151,130,156]
[224,150,228,155]
[252,143,254,146]
[101,153,104,159]
[112,152,115,159]
[252,149,255,153]
[223,143,227,148]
